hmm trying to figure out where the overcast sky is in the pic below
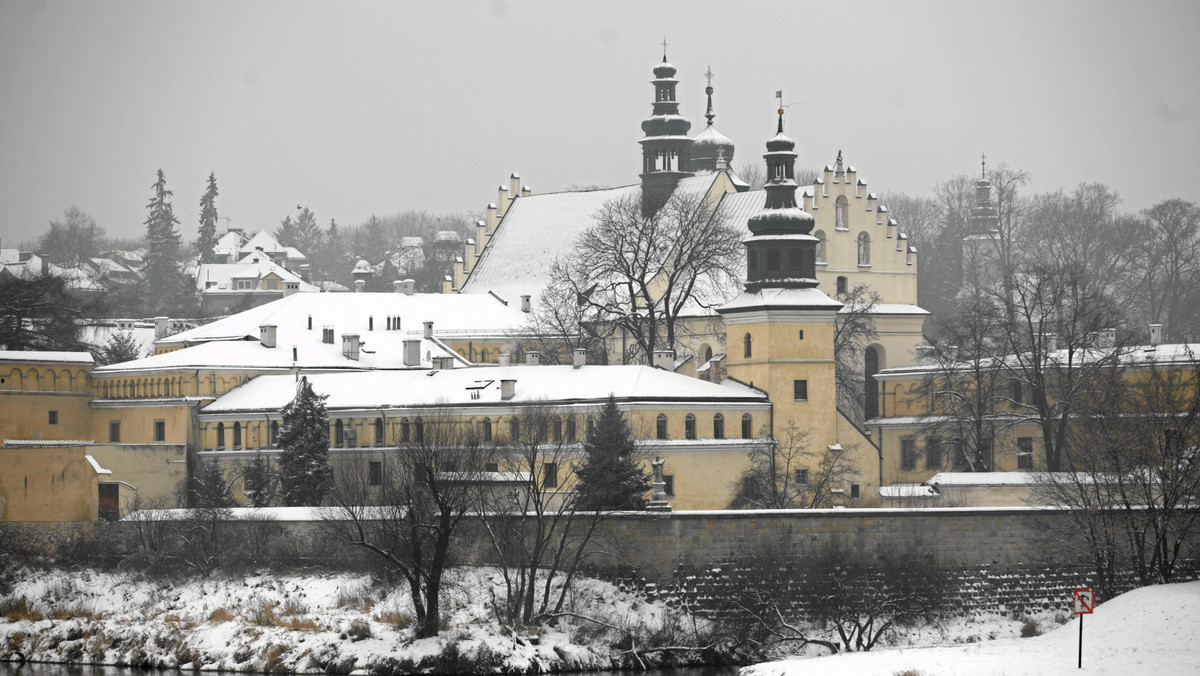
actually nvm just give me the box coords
[2,0,1197,245]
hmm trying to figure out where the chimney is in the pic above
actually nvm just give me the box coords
[393,280,403,293]
[434,356,454,370]
[354,279,366,293]
[402,339,421,366]
[498,184,510,216]
[1150,323,1163,346]
[154,316,170,339]
[423,321,434,339]
[283,281,300,297]
[509,173,521,201]
[1101,328,1117,348]
[525,350,540,366]
[260,324,277,348]
[401,279,415,295]
[501,379,516,400]
[342,334,361,361]
[37,253,49,274]
[520,295,531,313]
[520,185,531,197]
[708,357,722,384]
[572,348,587,369]
[652,350,675,370]
[498,352,511,366]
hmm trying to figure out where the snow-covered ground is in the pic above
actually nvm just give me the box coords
[0,567,705,673]
[742,581,1200,676]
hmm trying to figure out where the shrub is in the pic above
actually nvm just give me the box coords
[249,600,279,626]
[1020,620,1043,637]
[0,597,43,621]
[208,608,234,623]
[346,619,372,642]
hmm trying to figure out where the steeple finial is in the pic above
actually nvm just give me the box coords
[661,37,669,61]
[980,152,987,179]
[704,64,715,126]
[776,90,784,133]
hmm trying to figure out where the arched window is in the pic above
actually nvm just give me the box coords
[335,419,344,446]
[375,418,385,446]
[815,230,827,262]
[704,345,713,362]
[865,345,882,420]
[510,418,521,442]
[743,332,752,358]
[414,417,424,443]
[566,416,577,443]
[656,414,668,440]
[766,248,780,271]
[481,349,489,363]
[713,413,725,439]
[836,275,848,295]
[270,421,279,447]
[857,232,871,266]
[216,422,225,449]
[401,418,411,443]
[233,422,242,449]
[748,249,758,274]
[586,417,595,438]
[685,414,696,440]
[835,195,849,228]
[553,417,563,442]
[482,417,492,442]
[789,248,802,273]
[741,414,753,439]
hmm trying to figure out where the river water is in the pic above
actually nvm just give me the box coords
[1,663,741,676]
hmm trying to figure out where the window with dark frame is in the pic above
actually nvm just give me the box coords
[713,413,724,439]
[154,420,165,442]
[793,379,808,401]
[744,332,752,358]
[414,417,424,443]
[900,438,917,471]
[233,422,242,449]
[401,418,410,443]
[566,416,576,443]
[510,418,520,442]
[1017,437,1034,469]
[482,417,492,442]
[216,422,225,449]
[656,414,667,440]
[925,436,943,469]
[951,439,968,470]
[543,462,558,489]
[109,421,120,443]
[334,419,344,447]
[375,418,384,446]
[484,462,499,473]
[850,484,861,499]
[664,474,675,497]
[794,467,810,485]
[742,413,752,439]
[48,410,58,425]
[369,461,382,486]
[685,414,696,440]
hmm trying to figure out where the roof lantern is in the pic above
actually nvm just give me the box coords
[690,65,736,172]
[742,99,820,291]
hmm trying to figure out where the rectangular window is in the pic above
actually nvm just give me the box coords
[797,330,804,340]
[850,484,861,500]
[1017,437,1034,470]
[369,461,382,486]
[900,439,917,471]
[951,439,969,470]
[109,421,120,443]
[543,462,558,489]
[925,437,943,469]
[48,410,58,425]
[484,462,499,473]
[154,420,165,442]
[566,417,577,443]
[793,379,808,401]
[794,467,810,485]
[664,474,675,497]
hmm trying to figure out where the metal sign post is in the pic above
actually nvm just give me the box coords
[1072,588,1095,669]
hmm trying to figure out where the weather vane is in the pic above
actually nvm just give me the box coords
[981,152,987,179]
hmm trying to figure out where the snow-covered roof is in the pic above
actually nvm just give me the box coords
[718,286,843,313]
[239,230,286,254]
[400,236,424,248]
[925,471,1097,486]
[201,364,768,414]
[876,342,1200,381]
[3,439,95,447]
[0,349,94,364]
[880,483,940,498]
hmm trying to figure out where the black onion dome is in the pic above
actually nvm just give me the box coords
[653,60,677,78]
[766,132,795,153]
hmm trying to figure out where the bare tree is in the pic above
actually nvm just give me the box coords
[552,190,743,364]
[730,422,860,509]
[521,279,613,365]
[40,207,106,268]
[737,162,765,191]
[833,282,881,426]
[1132,199,1200,341]
[322,419,491,638]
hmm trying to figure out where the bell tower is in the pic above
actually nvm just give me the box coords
[639,42,694,210]
[717,102,842,453]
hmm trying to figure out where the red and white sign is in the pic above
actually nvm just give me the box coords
[1073,588,1095,614]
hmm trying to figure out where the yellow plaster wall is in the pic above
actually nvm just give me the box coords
[85,443,188,506]
[90,403,194,445]
[0,447,99,521]
[0,362,93,441]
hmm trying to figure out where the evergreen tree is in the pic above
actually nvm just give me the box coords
[243,453,280,507]
[143,169,185,313]
[574,395,649,511]
[277,376,333,506]
[191,460,236,509]
[197,172,219,263]
[95,331,143,366]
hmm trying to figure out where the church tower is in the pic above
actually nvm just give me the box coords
[717,105,842,452]
[961,155,1002,298]
[690,67,736,173]
[639,46,694,209]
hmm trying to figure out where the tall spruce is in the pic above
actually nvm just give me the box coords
[143,169,185,313]
[197,172,219,263]
[574,395,649,510]
[277,376,333,506]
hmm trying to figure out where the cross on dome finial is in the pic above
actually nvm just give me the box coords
[981,152,987,179]
[704,65,714,87]
[661,37,669,61]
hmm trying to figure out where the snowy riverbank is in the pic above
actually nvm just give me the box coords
[0,567,711,673]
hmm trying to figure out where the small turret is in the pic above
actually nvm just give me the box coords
[639,41,694,209]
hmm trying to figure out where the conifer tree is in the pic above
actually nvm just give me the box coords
[574,395,649,510]
[197,172,219,263]
[277,376,333,506]
[143,169,185,313]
